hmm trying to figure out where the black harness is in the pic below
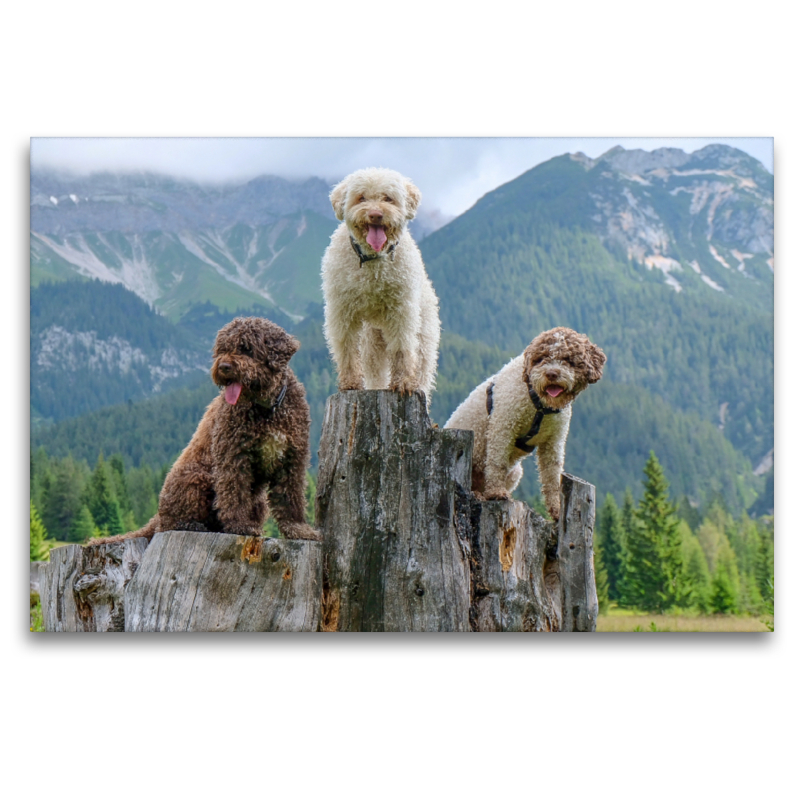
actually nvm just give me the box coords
[486,380,562,454]
[350,235,396,266]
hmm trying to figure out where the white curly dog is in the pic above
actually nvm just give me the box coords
[321,167,440,402]
[445,327,606,520]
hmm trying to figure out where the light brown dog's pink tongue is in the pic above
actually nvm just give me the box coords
[366,225,387,252]
[225,383,242,405]
[546,386,564,397]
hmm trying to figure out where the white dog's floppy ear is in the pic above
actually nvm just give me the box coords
[330,178,349,221]
[404,179,421,220]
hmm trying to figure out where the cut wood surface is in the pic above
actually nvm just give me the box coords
[469,499,560,632]
[555,473,598,632]
[40,539,149,632]
[124,531,322,632]
[316,391,474,631]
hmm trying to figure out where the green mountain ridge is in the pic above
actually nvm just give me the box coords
[30,144,773,514]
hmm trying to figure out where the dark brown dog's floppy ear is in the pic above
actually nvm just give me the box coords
[272,333,300,363]
[330,179,348,221]
[587,343,607,383]
[404,179,421,220]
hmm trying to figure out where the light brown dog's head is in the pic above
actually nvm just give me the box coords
[211,317,300,406]
[522,327,606,410]
[329,167,421,255]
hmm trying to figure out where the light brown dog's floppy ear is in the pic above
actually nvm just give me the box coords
[587,343,607,383]
[330,179,348,221]
[404,179,421,220]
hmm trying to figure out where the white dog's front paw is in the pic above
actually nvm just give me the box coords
[338,376,365,391]
[389,376,420,395]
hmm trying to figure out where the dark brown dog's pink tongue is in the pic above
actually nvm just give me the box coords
[366,225,387,252]
[546,386,564,397]
[225,383,242,405]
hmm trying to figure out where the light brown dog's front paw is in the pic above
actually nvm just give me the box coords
[483,489,512,502]
[281,523,323,542]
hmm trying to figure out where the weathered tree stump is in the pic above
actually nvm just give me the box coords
[124,531,322,632]
[40,539,149,632]
[469,500,560,631]
[40,394,597,634]
[553,473,598,632]
[316,391,473,631]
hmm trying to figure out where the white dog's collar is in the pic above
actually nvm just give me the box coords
[349,235,396,266]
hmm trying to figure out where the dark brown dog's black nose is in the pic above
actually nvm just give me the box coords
[218,361,233,375]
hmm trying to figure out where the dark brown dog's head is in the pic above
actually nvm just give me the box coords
[211,317,300,406]
[522,327,606,410]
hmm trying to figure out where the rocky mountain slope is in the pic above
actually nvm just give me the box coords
[31,171,338,320]
[29,144,773,512]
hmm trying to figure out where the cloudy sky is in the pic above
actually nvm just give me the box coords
[31,136,772,219]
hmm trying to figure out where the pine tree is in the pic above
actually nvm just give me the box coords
[41,456,86,541]
[85,454,124,536]
[109,454,133,517]
[594,531,610,614]
[619,498,660,610]
[30,502,51,562]
[597,493,625,602]
[710,538,740,614]
[70,504,98,543]
[636,452,687,611]
[682,527,712,613]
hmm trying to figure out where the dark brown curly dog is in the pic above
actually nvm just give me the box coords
[97,317,321,543]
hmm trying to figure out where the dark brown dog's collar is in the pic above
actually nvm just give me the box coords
[250,380,288,417]
[350,235,396,266]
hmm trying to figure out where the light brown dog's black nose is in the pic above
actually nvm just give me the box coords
[545,370,559,381]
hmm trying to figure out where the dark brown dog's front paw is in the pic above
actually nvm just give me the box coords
[225,524,263,537]
[281,523,323,542]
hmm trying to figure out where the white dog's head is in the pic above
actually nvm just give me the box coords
[329,168,421,255]
[522,327,606,411]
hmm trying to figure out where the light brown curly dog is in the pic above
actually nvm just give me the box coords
[96,317,321,543]
[445,327,606,521]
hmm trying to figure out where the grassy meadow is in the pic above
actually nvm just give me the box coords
[597,608,772,633]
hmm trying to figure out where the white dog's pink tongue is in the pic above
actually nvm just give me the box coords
[225,383,242,405]
[546,386,564,397]
[366,225,387,252]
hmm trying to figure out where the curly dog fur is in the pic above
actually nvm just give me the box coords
[445,327,606,520]
[96,317,320,543]
[321,167,440,403]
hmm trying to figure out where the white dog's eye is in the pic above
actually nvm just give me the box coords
[357,195,366,203]
[384,196,393,203]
